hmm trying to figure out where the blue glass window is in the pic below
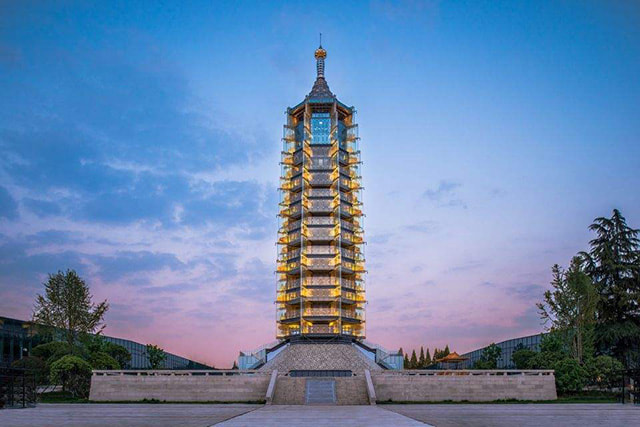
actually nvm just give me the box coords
[311,113,330,144]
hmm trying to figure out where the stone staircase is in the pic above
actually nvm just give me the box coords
[305,379,336,404]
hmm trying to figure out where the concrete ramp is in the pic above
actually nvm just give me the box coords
[305,379,336,405]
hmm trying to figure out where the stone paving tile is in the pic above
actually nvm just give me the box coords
[0,403,261,427]
[214,405,429,426]
[384,403,640,427]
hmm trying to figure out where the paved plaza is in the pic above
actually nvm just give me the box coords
[0,403,638,426]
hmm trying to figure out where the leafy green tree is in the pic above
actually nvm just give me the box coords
[32,342,70,361]
[418,346,425,368]
[103,342,131,368]
[89,351,120,370]
[403,353,409,368]
[82,335,131,368]
[146,344,166,369]
[33,270,109,353]
[586,355,624,390]
[511,349,537,369]
[50,355,93,398]
[579,209,640,367]
[537,257,598,363]
[553,358,588,394]
[473,343,502,369]
[425,348,431,365]
[11,356,48,385]
[409,349,418,369]
[443,345,450,357]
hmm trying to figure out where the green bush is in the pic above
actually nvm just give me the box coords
[586,355,624,390]
[103,342,131,368]
[32,342,69,360]
[11,356,48,385]
[49,355,93,398]
[511,349,537,369]
[526,350,565,370]
[553,358,588,393]
[89,351,120,370]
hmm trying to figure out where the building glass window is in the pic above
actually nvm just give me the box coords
[311,113,330,144]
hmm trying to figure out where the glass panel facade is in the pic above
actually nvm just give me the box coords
[311,113,330,144]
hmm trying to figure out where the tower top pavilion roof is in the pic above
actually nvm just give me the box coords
[308,41,334,100]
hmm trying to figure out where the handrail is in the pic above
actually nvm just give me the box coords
[379,369,555,376]
[92,369,269,376]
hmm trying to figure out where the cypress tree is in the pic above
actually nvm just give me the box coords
[403,353,409,368]
[418,346,425,368]
[444,344,450,356]
[425,348,431,365]
[410,349,418,369]
[398,347,404,356]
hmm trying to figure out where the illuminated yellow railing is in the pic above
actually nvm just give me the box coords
[276,292,299,302]
[303,325,338,334]
[302,289,338,299]
[303,308,339,317]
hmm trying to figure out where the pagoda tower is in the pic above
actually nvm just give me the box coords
[276,43,366,340]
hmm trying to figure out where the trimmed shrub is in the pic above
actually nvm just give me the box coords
[511,349,537,369]
[32,342,69,360]
[49,355,92,398]
[586,355,624,390]
[89,351,120,370]
[103,342,131,368]
[553,358,588,393]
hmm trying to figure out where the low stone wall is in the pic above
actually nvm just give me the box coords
[372,370,557,402]
[89,370,270,402]
[271,376,370,405]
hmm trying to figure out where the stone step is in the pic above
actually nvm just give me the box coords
[305,379,336,404]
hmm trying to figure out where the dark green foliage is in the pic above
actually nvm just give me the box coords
[81,335,131,368]
[579,209,640,367]
[146,344,166,369]
[103,342,131,368]
[89,351,120,370]
[585,355,624,389]
[11,356,48,385]
[403,353,409,368]
[398,347,404,356]
[553,358,588,393]
[473,343,501,369]
[231,361,238,370]
[409,349,418,369]
[418,346,425,368]
[425,348,431,365]
[32,341,69,361]
[49,355,93,398]
[511,349,537,369]
[33,270,109,353]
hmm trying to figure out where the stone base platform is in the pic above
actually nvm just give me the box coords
[259,342,383,374]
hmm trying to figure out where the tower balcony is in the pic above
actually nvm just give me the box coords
[303,277,339,287]
[303,308,339,318]
[279,311,301,322]
[303,325,339,335]
[276,291,300,303]
[302,288,339,301]
[341,310,365,321]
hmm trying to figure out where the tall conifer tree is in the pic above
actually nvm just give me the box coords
[410,349,418,369]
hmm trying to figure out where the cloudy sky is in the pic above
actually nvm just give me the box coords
[1,1,639,367]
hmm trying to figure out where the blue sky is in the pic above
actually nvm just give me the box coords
[1,1,639,366]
